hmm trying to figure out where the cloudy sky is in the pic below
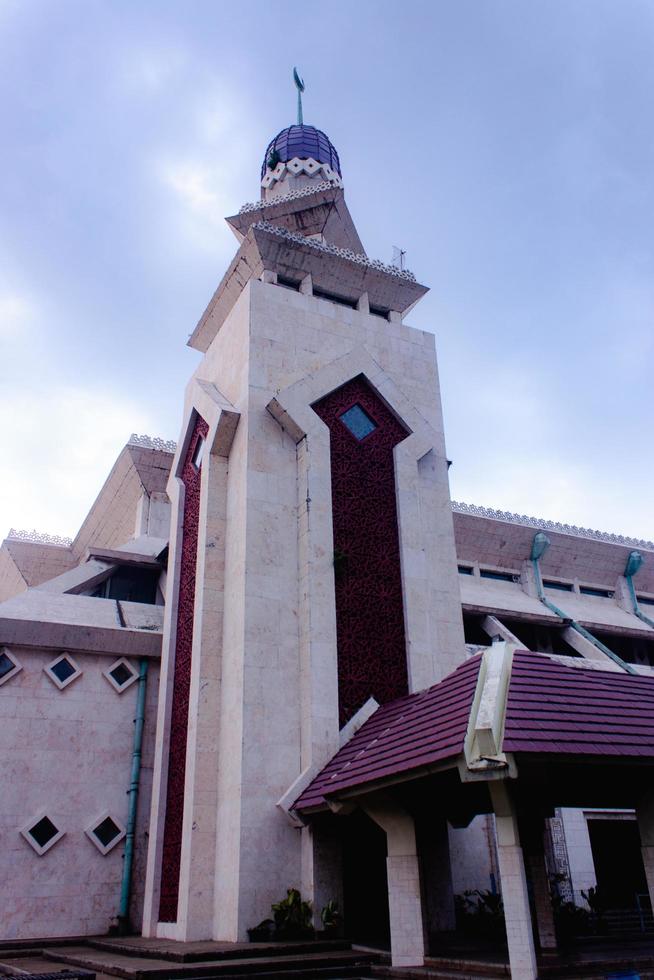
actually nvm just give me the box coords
[1,0,653,541]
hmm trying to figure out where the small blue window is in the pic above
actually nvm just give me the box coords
[339,404,377,440]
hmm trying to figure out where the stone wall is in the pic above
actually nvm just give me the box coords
[1,645,159,939]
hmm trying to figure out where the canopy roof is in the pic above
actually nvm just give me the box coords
[293,649,654,815]
[504,650,654,757]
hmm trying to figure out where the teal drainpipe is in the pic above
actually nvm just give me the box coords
[530,532,637,675]
[624,550,654,630]
[118,658,149,933]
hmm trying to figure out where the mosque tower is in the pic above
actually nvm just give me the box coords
[142,73,465,943]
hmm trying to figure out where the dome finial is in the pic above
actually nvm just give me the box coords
[293,67,305,125]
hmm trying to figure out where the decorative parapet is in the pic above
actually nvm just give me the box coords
[252,220,417,282]
[239,179,338,214]
[128,434,177,453]
[451,500,654,551]
[6,529,73,547]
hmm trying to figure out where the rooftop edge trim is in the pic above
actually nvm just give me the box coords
[251,221,417,282]
[452,501,654,551]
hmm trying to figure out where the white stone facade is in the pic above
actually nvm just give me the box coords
[1,646,159,939]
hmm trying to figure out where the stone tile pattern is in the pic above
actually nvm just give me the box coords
[503,650,654,756]
[71,444,172,563]
[158,415,208,922]
[386,853,426,967]
[293,655,482,811]
[0,540,76,602]
[313,375,410,724]
[1,647,158,939]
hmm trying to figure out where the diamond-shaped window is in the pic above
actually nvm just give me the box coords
[21,812,65,855]
[103,657,138,694]
[44,654,81,690]
[86,813,125,854]
[339,404,377,441]
[0,647,21,686]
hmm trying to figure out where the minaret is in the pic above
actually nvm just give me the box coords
[142,76,465,943]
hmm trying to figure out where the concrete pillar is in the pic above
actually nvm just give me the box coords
[636,791,654,912]
[363,797,426,968]
[417,814,456,942]
[301,823,343,932]
[490,783,538,980]
[527,852,557,950]
[520,815,556,950]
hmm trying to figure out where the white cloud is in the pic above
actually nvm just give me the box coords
[0,385,156,539]
[154,78,260,254]
[0,293,33,339]
[115,44,189,95]
[444,356,654,541]
[0,281,160,539]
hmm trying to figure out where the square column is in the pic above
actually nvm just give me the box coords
[490,783,538,980]
[521,818,557,950]
[637,791,654,912]
[363,798,426,968]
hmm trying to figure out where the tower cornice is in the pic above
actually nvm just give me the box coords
[189,222,428,353]
[226,184,364,255]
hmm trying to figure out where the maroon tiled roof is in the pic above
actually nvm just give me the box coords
[293,655,482,812]
[503,651,654,757]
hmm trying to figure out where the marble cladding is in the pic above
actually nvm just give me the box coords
[1,646,158,939]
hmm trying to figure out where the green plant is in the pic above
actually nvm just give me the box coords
[455,889,505,941]
[271,888,314,940]
[320,899,341,933]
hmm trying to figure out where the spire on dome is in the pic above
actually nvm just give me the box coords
[293,67,305,125]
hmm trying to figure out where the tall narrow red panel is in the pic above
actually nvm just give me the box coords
[313,375,409,726]
[158,414,208,923]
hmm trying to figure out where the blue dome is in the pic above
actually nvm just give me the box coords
[261,125,341,179]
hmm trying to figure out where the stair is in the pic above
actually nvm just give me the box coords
[87,938,353,963]
[37,942,382,980]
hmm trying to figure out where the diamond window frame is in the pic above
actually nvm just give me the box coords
[102,657,138,694]
[85,811,126,855]
[44,653,82,691]
[0,646,22,687]
[20,810,65,856]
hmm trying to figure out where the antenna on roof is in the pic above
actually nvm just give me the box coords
[293,67,305,125]
[392,246,406,271]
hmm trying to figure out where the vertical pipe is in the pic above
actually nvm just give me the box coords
[530,545,637,675]
[118,658,149,932]
[625,560,654,631]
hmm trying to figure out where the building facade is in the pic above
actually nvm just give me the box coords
[2,115,654,978]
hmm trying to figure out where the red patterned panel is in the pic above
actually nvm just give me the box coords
[158,414,208,923]
[313,375,409,726]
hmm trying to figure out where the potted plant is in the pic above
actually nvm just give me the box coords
[271,888,314,940]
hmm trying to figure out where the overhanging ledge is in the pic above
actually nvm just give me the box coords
[189,222,428,353]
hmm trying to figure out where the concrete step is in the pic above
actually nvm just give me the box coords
[87,938,352,963]
[42,946,380,980]
[0,955,113,980]
[372,970,503,980]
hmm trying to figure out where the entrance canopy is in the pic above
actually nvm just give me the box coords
[293,647,654,817]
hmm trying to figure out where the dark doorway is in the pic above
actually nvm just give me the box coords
[342,810,390,949]
[588,818,647,909]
